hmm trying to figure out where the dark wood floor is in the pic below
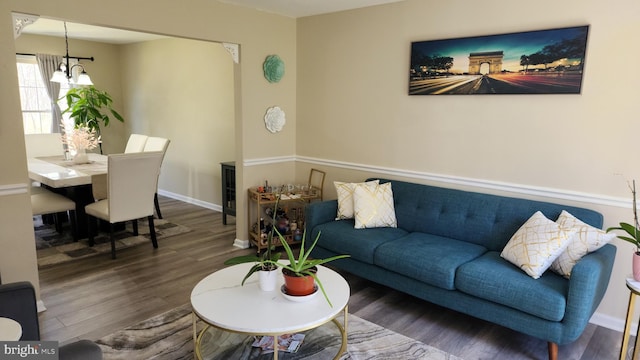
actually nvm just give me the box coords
[37,196,623,359]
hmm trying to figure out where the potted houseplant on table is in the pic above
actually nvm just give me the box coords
[224,196,285,291]
[60,122,101,164]
[62,86,124,153]
[607,180,640,281]
[268,228,350,307]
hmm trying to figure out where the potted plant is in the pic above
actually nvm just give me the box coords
[607,180,640,280]
[224,245,281,291]
[224,197,284,291]
[62,86,124,153]
[269,228,350,307]
[60,122,100,164]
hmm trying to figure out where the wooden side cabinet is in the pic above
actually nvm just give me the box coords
[220,162,236,225]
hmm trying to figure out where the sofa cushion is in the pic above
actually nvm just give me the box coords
[334,180,379,220]
[312,219,408,264]
[500,211,576,279]
[354,182,397,229]
[550,210,616,278]
[456,251,568,322]
[374,233,487,290]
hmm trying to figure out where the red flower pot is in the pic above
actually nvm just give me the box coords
[282,267,317,296]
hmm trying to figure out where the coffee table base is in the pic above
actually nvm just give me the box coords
[192,305,348,360]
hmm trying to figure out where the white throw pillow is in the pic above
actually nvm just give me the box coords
[334,180,379,220]
[353,182,397,229]
[550,210,615,278]
[500,211,576,279]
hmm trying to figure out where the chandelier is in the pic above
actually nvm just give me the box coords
[50,22,93,85]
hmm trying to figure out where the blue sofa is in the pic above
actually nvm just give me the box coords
[305,178,616,360]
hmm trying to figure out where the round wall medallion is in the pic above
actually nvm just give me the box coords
[264,106,286,133]
[263,55,285,83]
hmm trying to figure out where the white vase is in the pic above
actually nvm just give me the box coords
[259,269,278,291]
[73,149,89,164]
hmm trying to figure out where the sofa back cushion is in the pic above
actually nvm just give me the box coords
[369,178,603,252]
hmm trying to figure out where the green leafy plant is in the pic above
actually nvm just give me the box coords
[269,228,350,307]
[224,196,283,285]
[607,180,640,254]
[223,246,281,285]
[63,86,124,134]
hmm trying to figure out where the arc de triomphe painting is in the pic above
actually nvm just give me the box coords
[468,51,503,74]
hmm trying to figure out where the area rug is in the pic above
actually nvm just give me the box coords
[96,303,462,360]
[35,217,191,267]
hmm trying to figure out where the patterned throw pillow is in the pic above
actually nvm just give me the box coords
[500,211,576,279]
[550,210,616,278]
[353,182,397,229]
[334,180,379,220]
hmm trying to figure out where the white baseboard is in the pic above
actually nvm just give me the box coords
[233,239,250,249]
[157,189,221,212]
[36,300,46,313]
[591,311,629,334]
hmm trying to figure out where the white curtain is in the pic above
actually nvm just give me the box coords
[35,53,63,133]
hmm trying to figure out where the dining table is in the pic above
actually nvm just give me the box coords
[28,153,108,239]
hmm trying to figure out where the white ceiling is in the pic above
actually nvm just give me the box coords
[21,18,168,45]
[19,0,404,44]
[219,0,404,18]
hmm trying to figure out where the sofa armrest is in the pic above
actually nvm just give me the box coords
[305,200,338,233]
[0,281,40,340]
[562,243,616,340]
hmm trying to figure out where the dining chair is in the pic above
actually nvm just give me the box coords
[91,133,148,200]
[25,133,65,190]
[143,137,171,219]
[85,151,164,259]
[124,133,148,153]
[24,133,64,158]
[30,185,77,239]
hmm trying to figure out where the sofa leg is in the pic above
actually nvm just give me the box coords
[548,342,558,360]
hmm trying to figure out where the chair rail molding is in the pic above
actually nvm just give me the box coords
[295,155,629,210]
[243,155,296,167]
[0,183,29,197]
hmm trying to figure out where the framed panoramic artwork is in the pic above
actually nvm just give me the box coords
[409,25,589,95]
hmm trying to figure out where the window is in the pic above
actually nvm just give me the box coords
[16,56,71,134]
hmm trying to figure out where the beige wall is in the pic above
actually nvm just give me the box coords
[0,0,296,301]
[120,38,235,205]
[296,0,639,327]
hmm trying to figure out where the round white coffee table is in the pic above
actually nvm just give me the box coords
[0,317,22,341]
[191,262,350,360]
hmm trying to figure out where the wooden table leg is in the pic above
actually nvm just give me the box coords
[621,292,637,360]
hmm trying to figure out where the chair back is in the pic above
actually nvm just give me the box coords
[124,134,148,153]
[25,133,63,158]
[107,152,164,223]
[308,168,326,201]
[143,137,170,154]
